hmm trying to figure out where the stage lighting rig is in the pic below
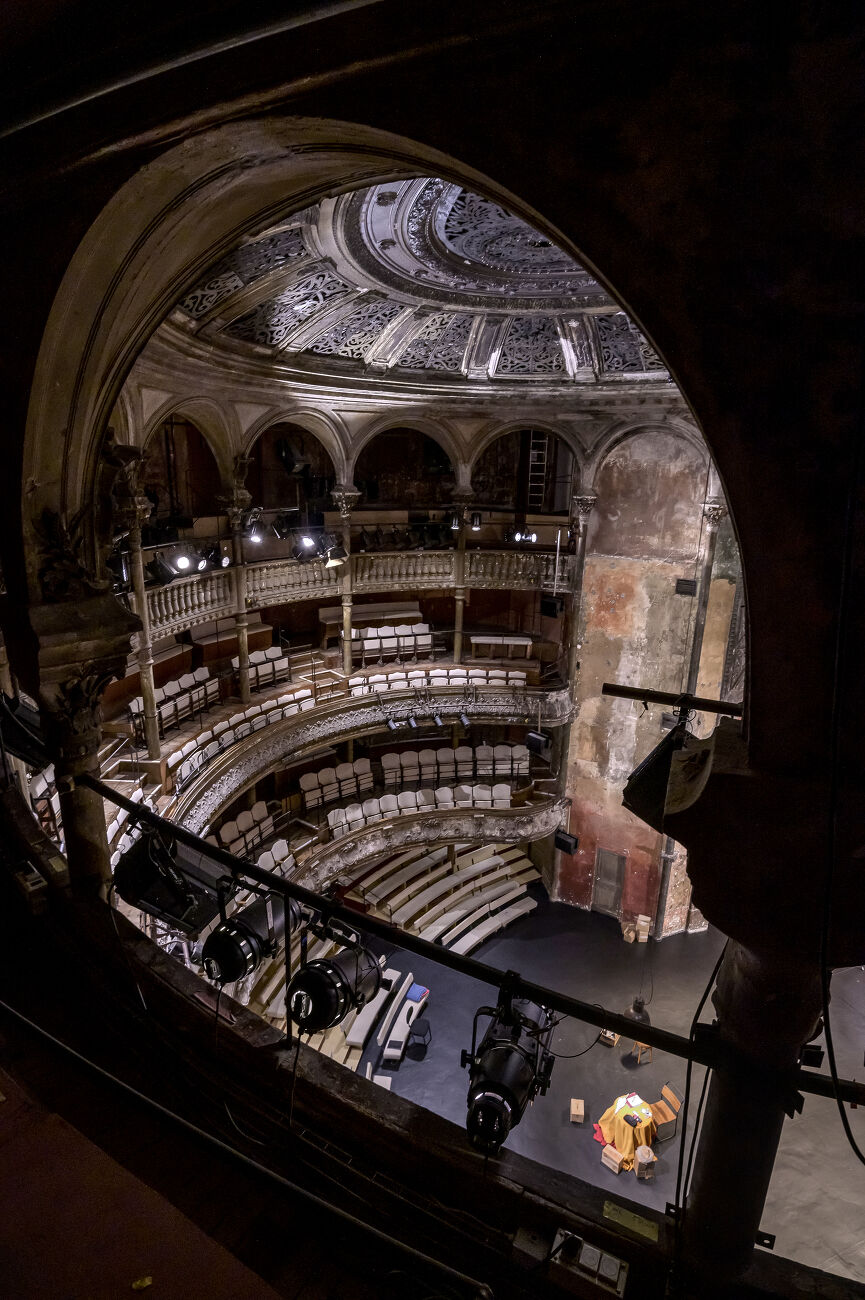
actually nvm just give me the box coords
[202,894,306,984]
[113,827,239,937]
[461,977,555,1154]
[286,922,382,1034]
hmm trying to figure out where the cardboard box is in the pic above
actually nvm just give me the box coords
[601,1144,624,1175]
[570,1097,585,1124]
[621,922,636,943]
[650,1082,684,1141]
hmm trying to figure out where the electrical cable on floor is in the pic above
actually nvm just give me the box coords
[0,993,492,1300]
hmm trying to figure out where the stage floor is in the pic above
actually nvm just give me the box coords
[365,889,865,1285]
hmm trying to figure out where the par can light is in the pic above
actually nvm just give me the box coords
[287,946,381,1034]
[202,894,304,985]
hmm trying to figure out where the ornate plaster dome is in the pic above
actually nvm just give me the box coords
[172,179,667,385]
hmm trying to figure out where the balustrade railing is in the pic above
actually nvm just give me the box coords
[466,549,573,591]
[142,549,572,637]
[246,557,340,608]
[145,570,234,636]
[352,549,455,592]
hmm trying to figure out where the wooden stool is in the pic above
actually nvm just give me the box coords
[635,1145,656,1180]
[631,1041,653,1065]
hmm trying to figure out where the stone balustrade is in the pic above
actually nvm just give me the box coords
[466,549,573,591]
[295,798,569,893]
[144,570,234,637]
[353,549,456,592]
[245,557,340,606]
[142,549,573,636]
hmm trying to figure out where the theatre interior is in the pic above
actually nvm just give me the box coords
[1,5,864,1299]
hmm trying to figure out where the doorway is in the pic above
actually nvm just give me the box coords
[592,847,625,916]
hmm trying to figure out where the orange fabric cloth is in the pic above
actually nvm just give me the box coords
[597,1093,656,1170]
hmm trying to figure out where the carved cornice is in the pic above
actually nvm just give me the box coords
[173,687,573,833]
[295,799,569,892]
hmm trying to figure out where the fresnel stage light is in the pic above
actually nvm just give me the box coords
[461,976,555,1154]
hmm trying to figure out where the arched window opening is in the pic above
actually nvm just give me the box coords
[355,429,455,510]
[248,422,336,529]
[140,416,221,542]
[472,429,573,515]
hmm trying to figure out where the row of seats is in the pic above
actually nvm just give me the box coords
[167,688,314,789]
[230,646,291,691]
[128,667,219,739]
[108,784,158,868]
[348,666,527,695]
[299,759,374,810]
[382,744,529,787]
[326,783,513,838]
[343,623,433,663]
[205,800,275,859]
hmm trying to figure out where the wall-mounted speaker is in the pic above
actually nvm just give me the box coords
[540,594,565,618]
[526,730,551,755]
[554,829,579,855]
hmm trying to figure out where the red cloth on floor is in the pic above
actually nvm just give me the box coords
[593,1123,608,1146]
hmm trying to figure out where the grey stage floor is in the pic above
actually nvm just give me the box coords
[360,889,865,1285]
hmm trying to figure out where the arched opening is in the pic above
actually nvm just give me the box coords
[139,416,222,542]
[472,428,574,515]
[354,428,455,511]
[247,421,337,527]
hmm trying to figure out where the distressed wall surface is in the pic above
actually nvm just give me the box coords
[555,431,734,930]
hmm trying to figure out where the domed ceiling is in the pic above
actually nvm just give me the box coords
[171,179,667,385]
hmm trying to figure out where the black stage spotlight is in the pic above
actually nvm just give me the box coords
[408,717,418,729]
[113,827,237,937]
[459,713,471,729]
[202,894,305,985]
[287,945,382,1034]
[433,714,443,728]
[145,554,177,586]
[621,720,690,835]
[272,509,299,540]
[202,544,230,570]
[471,511,481,531]
[325,544,348,568]
[461,987,555,1154]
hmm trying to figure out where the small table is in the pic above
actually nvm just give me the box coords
[596,1093,656,1170]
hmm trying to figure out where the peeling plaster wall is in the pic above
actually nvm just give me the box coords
[556,431,721,924]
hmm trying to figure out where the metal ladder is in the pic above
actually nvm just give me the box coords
[527,431,548,509]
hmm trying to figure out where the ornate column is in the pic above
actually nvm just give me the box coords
[116,471,161,763]
[332,485,360,675]
[0,630,29,792]
[220,459,252,705]
[31,511,139,894]
[683,942,822,1283]
[550,494,597,788]
[451,489,473,665]
[568,494,597,692]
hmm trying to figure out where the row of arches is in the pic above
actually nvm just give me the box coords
[134,408,707,527]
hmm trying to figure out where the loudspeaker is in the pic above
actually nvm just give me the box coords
[526,730,551,755]
[554,829,579,855]
[540,594,564,618]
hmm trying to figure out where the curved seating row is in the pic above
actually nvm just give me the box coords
[326,782,514,839]
[231,646,291,691]
[299,759,374,810]
[382,744,529,788]
[166,688,315,789]
[128,667,219,740]
[344,623,433,664]
[348,666,526,695]
[205,800,275,859]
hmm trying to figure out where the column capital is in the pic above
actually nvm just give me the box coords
[331,485,361,520]
[451,485,474,506]
[570,493,597,526]
[703,498,728,527]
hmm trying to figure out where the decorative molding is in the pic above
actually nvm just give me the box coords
[295,799,569,892]
[703,499,728,527]
[35,509,110,603]
[174,687,573,833]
